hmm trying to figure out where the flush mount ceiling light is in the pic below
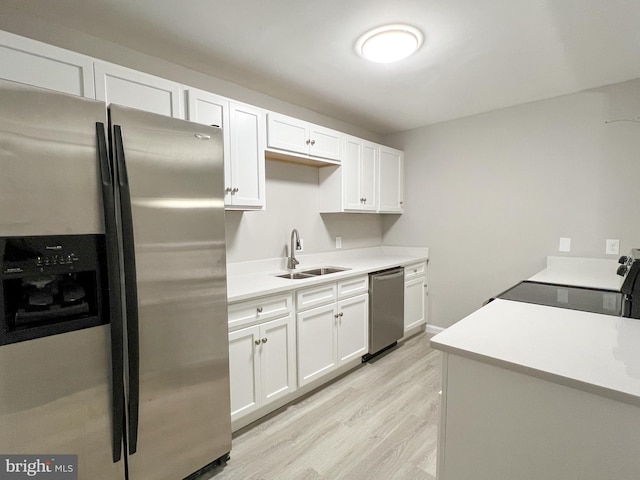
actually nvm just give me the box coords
[356,24,423,63]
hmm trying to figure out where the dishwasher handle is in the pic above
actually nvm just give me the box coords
[370,268,404,281]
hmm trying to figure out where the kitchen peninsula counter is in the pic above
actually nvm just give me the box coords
[430,297,640,480]
[226,246,428,303]
[431,298,640,406]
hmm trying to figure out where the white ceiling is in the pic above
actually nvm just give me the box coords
[3,0,640,134]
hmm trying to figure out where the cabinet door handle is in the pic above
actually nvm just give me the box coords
[232,187,239,194]
[334,314,339,319]
[225,187,232,193]
[306,139,311,145]
[310,139,315,146]
[262,338,268,344]
[339,312,344,317]
[256,307,263,313]
[254,339,261,346]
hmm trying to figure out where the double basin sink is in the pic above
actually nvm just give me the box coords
[276,266,349,280]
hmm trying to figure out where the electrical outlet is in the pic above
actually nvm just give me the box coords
[296,238,304,252]
[336,236,342,249]
[559,237,571,252]
[605,239,620,255]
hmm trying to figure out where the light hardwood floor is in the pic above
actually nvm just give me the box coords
[204,332,441,480]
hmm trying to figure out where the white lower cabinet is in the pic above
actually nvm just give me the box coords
[404,262,427,332]
[297,303,338,386]
[228,315,296,422]
[337,294,369,364]
[297,276,369,387]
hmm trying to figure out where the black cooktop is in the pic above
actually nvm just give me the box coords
[495,281,624,316]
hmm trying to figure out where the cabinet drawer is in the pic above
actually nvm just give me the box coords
[405,262,426,280]
[296,283,337,311]
[229,293,293,331]
[337,275,369,299]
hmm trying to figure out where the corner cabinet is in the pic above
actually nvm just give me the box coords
[266,112,343,163]
[0,30,95,98]
[94,61,183,118]
[186,88,266,210]
[379,145,404,213]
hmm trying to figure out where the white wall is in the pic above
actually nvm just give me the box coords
[226,160,382,262]
[383,79,640,329]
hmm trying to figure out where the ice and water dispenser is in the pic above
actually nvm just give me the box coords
[0,235,109,345]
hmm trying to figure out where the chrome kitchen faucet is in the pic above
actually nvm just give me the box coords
[287,229,300,269]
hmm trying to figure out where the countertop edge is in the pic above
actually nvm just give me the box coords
[430,340,640,408]
[227,248,428,303]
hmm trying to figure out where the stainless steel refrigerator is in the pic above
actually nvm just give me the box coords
[0,79,231,479]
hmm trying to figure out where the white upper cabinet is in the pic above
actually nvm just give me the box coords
[343,137,378,211]
[0,30,95,98]
[319,135,378,213]
[378,145,404,213]
[319,136,404,214]
[187,88,265,209]
[186,88,232,204]
[266,112,342,163]
[94,61,183,118]
[228,102,266,209]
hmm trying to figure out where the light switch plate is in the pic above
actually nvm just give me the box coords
[559,237,571,252]
[335,236,342,249]
[605,239,620,255]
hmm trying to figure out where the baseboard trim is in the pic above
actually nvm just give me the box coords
[426,324,445,335]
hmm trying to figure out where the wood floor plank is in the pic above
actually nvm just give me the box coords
[202,332,440,480]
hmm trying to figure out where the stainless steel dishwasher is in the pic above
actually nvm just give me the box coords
[364,267,405,361]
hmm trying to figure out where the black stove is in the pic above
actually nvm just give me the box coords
[618,248,640,318]
[492,249,640,318]
[496,281,624,316]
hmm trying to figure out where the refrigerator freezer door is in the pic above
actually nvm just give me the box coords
[109,105,231,479]
[0,80,123,479]
[0,79,106,236]
[0,327,124,479]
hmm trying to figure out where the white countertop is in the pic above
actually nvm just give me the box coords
[529,256,622,290]
[226,246,429,303]
[431,299,640,406]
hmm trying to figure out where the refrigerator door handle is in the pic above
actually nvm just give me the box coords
[96,122,125,463]
[113,125,141,455]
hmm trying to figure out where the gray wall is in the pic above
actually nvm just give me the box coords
[226,160,382,262]
[383,79,640,329]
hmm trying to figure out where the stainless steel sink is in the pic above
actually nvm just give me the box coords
[301,267,350,276]
[274,266,350,280]
[276,272,315,280]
